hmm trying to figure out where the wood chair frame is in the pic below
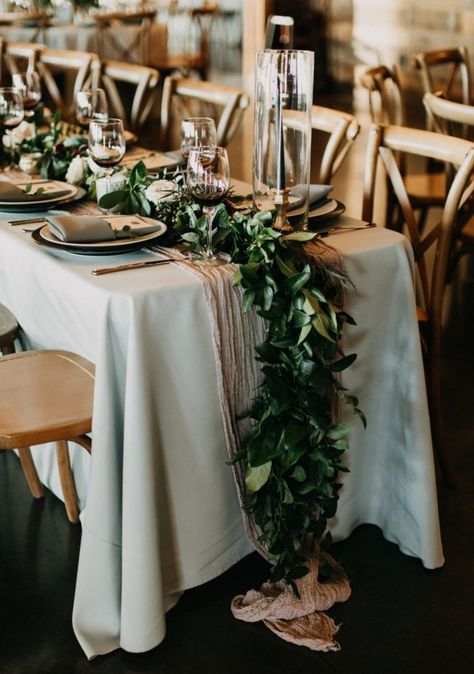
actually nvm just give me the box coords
[0,350,95,523]
[310,105,360,183]
[362,123,474,485]
[36,48,98,122]
[90,59,159,131]
[160,75,249,149]
[423,92,474,276]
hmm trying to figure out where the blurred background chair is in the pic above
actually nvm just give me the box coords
[414,47,472,110]
[90,59,159,133]
[362,122,474,485]
[311,105,360,183]
[360,64,448,229]
[160,75,249,150]
[1,40,43,81]
[36,48,98,123]
[92,8,158,66]
[0,350,95,523]
[423,92,474,279]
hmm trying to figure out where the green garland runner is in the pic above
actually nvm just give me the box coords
[100,164,366,585]
[5,141,366,585]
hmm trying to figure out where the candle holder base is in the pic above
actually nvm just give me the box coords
[272,187,292,231]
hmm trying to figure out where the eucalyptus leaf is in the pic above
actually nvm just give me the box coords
[245,462,272,493]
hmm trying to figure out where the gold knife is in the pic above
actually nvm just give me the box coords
[91,257,181,276]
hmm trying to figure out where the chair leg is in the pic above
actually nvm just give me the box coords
[55,440,80,524]
[18,447,44,499]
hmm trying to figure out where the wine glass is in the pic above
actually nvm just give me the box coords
[88,118,126,192]
[186,145,230,266]
[11,71,41,119]
[0,87,25,170]
[180,117,217,163]
[75,89,108,129]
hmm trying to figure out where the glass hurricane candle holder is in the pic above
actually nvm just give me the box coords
[253,49,314,230]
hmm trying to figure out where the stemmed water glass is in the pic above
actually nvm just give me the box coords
[180,117,217,163]
[11,71,41,119]
[75,89,108,128]
[0,87,25,169]
[186,145,230,266]
[88,117,126,192]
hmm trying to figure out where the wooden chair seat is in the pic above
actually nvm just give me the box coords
[404,171,446,205]
[0,350,95,523]
[0,303,19,355]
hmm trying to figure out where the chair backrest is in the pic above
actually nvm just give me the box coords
[423,91,474,141]
[160,75,249,149]
[92,9,157,65]
[2,41,43,80]
[414,47,472,107]
[362,123,474,324]
[36,48,98,122]
[310,105,360,183]
[90,59,159,131]
[359,64,406,126]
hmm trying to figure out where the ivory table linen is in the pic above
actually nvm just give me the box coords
[0,217,444,658]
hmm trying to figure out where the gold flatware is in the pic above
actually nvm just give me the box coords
[91,257,184,276]
[319,223,376,237]
[8,217,46,226]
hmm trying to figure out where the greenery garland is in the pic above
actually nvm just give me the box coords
[101,164,366,585]
[6,133,365,586]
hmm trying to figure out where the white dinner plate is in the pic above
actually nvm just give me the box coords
[33,216,167,256]
[0,181,78,209]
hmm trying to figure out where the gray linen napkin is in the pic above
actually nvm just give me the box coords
[0,182,70,202]
[46,215,161,243]
[288,184,333,211]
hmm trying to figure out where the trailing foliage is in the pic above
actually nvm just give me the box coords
[19,111,88,179]
[6,139,364,585]
[99,165,365,585]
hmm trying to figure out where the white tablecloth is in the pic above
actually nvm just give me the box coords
[0,215,444,658]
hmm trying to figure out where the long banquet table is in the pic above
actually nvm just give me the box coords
[0,205,444,658]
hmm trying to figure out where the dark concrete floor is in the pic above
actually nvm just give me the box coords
[0,306,473,674]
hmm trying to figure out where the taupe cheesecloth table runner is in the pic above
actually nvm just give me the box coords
[165,240,352,652]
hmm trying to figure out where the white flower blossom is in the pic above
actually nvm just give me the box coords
[2,121,36,149]
[65,155,85,185]
[144,180,177,206]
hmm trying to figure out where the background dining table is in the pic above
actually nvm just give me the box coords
[0,201,444,658]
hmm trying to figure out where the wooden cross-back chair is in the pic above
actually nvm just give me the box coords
[90,59,159,132]
[1,40,43,82]
[423,92,474,276]
[160,75,249,150]
[92,8,157,65]
[414,47,473,141]
[362,123,474,485]
[360,64,448,229]
[0,350,95,524]
[414,47,472,108]
[310,105,360,183]
[36,48,98,123]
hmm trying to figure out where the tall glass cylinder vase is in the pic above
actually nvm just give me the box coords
[253,50,314,230]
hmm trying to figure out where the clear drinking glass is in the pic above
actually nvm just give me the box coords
[0,87,25,169]
[88,118,126,187]
[11,71,41,118]
[75,89,108,128]
[180,117,217,163]
[186,145,230,267]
